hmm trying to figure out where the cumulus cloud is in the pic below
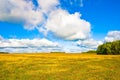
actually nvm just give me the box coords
[0,35,103,53]
[0,38,58,48]
[0,38,58,47]
[38,0,59,13]
[0,35,3,40]
[44,9,91,40]
[0,36,61,52]
[76,39,103,49]
[0,0,60,30]
[60,38,103,52]
[0,0,44,30]
[0,0,91,41]
[105,31,120,42]
[0,0,94,52]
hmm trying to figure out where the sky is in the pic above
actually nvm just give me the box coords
[0,0,120,53]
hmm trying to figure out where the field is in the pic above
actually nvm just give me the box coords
[0,53,120,80]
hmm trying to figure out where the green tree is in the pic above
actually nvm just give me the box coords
[97,44,104,55]
[97,40,120,55]
[111,40,120,55]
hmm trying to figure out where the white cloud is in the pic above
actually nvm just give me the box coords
[0,0,44,30]
[38,0,59,13]
[0,35,3,40]
[0,0,95,53]
[0,36,61,52]
[0,35,104,53]
[105,31,120,42]
[0,0,91,41]
[0,38,59,48]
[0,0,60,30]
[45,9,91,40]
[76,39,103,49]
[59,38,103,53]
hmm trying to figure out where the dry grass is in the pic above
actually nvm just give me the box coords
[0,53,120,80]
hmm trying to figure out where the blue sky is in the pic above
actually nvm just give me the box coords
[0,0,120,53]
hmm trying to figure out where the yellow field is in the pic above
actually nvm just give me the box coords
[0,53,120,80]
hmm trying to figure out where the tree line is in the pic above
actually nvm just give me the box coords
[97,40,120,55]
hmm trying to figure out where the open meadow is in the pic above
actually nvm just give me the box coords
[0,53,120,80]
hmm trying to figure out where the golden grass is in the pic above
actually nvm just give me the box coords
[0,53,120,80]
